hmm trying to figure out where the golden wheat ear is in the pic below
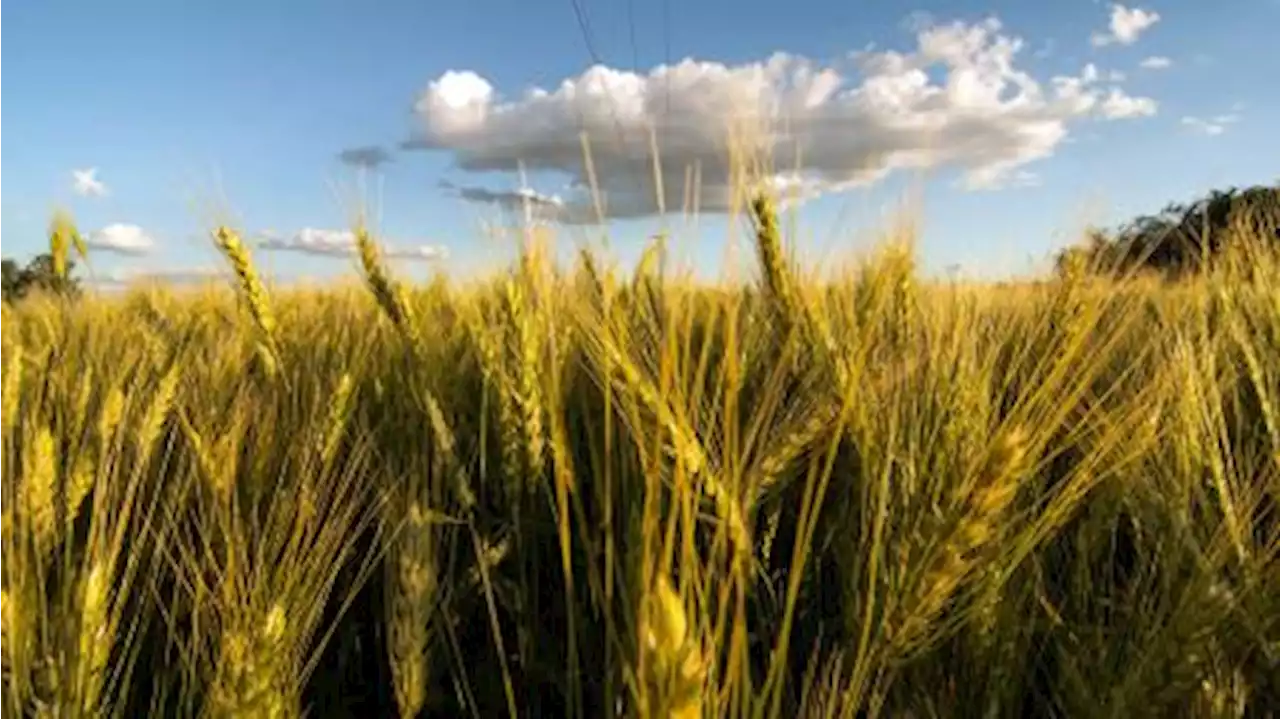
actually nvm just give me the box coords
[213,225,282,379]
[637,575,705,718]
[2,341,22,439]
[354,225,417,336]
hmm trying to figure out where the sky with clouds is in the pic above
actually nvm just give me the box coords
[3,0,1277,285]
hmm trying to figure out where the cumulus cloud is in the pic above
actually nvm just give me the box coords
[86,224,155,254]
[1181,114,1240,136]
[1099,88,1157,118]
[404,17,1157,220]
[439,179,567,220]
[72,168,108,197]
[337,145,394,169]
[256,228,447,260]
[1079,63,1127,84]
[1139,55,1172,69]
[1091,4,1161,47]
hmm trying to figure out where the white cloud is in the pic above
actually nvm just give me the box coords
[1091,4,1161,46]
[1099,88,1157,118]
[86,224,155,254]
[72,168,108,197]
[439,179,569,222]
[257,228,448,260]
[404,17,1157,220]
[1181,113,1240,136]
[1139,55,1172,69]
[1079,63,1127,83]
[440,180,566,211]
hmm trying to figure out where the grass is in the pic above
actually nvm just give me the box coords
[1,181,1278,718]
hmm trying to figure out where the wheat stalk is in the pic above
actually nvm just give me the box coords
[49,213,72,281]
[387,500,440,718]
[471,311,523,501]
[97,387,125,449]
[595,332,752,575]
[214,226,282,379]
[754,400,840,501]
[750,192,849,388]
[638,574,706,719]
[21,425,58,551]
[504,275,546,485]
[751,193,803,327]
[178,410,233,497]
[385,396,476,717]
[355,227,416,335]
[3,344,22,439]
[316,373,355,468]
[423,393,477,513]
[136,367,179,467]
[72,561,111,714]
[888,425,1027,658]
[207,604,296,719]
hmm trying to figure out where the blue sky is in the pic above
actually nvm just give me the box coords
[3,0,1277,285]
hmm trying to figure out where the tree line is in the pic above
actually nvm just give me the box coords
[2,254,82,303]
[4,182,1277,303]
[1057,182,1280,277]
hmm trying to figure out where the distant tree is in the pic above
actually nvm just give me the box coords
[2,259,22,301]
[29,253,83,298]
[1,253,82,303]
[1058,182,1280,277]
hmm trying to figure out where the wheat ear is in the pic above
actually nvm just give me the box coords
[638,574,706,719]
[208,604,295,719]
[889,425,1028,657]
[213,226,282,379]
[388,501,439,718]
[3,343,22,439]
[597,335,752,575]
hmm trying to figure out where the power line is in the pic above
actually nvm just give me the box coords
[567,0,605,65]
[563,0,647,221]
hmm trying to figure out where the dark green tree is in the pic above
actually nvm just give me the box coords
[1,253,82,303]
[1058,182,1280,277]
[2,259,23,301]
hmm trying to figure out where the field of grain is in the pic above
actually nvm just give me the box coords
[2,194,1277,718]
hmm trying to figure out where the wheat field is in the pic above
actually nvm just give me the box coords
[1,191,1277,718]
